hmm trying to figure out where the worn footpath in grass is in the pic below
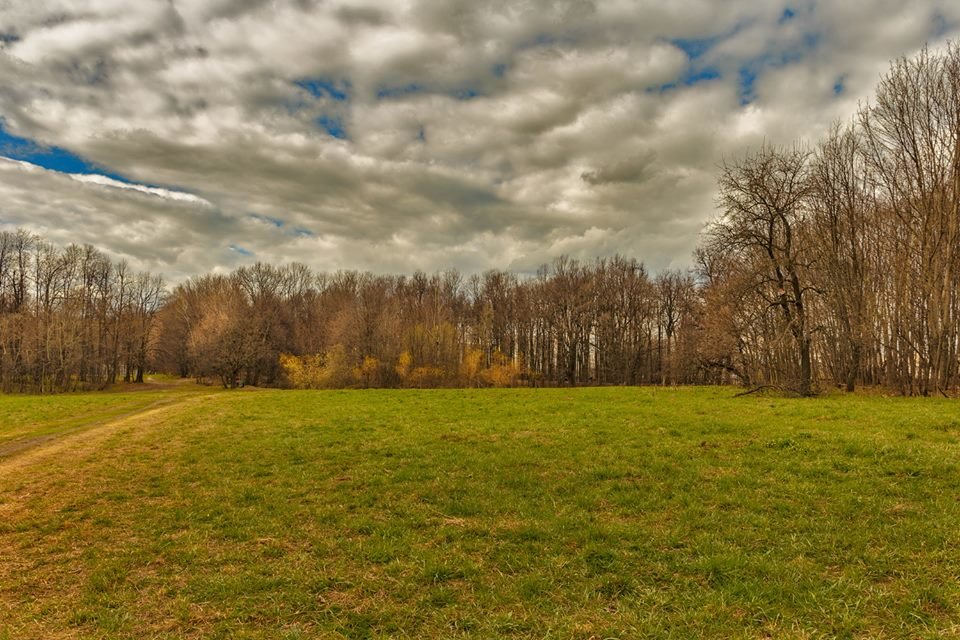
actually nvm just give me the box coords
[1,387,960,639]
[0,381,214,454]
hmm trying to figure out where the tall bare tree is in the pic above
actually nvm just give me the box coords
[706,145,818,395]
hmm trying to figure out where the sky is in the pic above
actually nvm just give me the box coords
[0,0,957,282]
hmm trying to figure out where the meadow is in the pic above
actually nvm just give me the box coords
[1,386,959,639]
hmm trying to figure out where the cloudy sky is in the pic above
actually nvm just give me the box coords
[0,0,957,281]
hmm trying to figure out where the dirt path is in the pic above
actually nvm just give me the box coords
[0,395,182,459]
[0,391,222,480]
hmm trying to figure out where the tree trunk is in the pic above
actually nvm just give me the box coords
[799,337,813,396]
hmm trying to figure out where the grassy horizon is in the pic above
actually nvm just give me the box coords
[1,386,959,638]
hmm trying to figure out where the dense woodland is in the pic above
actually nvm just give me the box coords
[2,45,959,396]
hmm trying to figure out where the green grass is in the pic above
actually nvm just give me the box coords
[0,385,212,448]
[1,387,960,638]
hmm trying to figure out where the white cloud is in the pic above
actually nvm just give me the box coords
[69,173,213,205]
[0,0,958,281]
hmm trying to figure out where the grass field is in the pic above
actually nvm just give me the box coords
[1,386,959,639]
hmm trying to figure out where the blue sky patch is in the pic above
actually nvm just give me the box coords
[653,67,722,93]
[492,63,508,78]
[377,84,481,101]
[250,213,285,228]
[669,22,748,61]
[316,115,347,139]
[833,76,845,95]
[664,23,750,92]
[295,78,350,101]
[658,23,822,103]
[779,8,796,24]
[738,66,758,104]
[671,36,717,60]
[733,31,821,104]
[293,227,314,237]
[682,67,722,86]
[229,244,254,257]
[0,119,129,182]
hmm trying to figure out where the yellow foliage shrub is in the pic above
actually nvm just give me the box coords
[480,350,522,387]
[279,345,357,389]
[460,348,484,387]
[354,355,380,388]
[395,351,413,386]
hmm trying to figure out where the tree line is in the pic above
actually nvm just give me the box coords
[0,229,163,392]
[700,43,960,396]
[2,44,959,395]
[151,257,700,390]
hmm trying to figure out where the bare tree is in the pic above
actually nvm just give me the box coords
[706,145,818,395]
[809,123,874,391]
